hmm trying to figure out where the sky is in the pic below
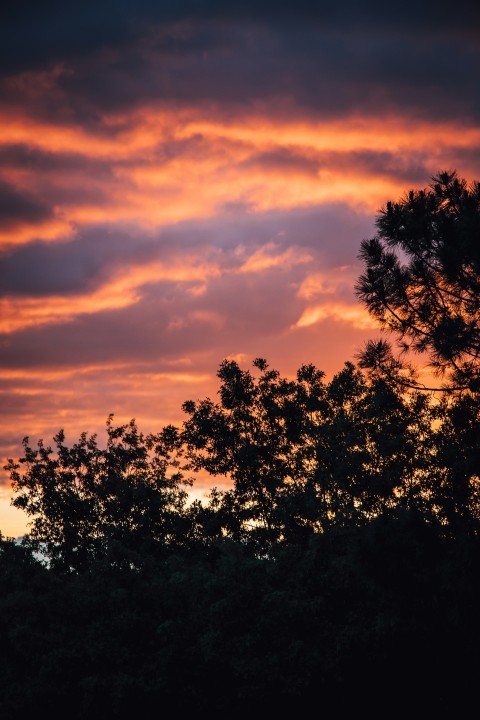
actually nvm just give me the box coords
[1,0,480,536]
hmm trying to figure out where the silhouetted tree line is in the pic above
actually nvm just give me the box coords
[1,172,480,717]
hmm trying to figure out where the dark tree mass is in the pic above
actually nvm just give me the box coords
[356,171,480,391]
[2,173,480,718]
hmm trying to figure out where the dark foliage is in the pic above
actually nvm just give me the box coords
[182,358,453,546]
[6,416,191,571]
[2,517,480,718]
[356,171,480,392]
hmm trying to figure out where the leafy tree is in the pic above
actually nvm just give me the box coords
[356,170,480,392]
[431,392,480,532]
[6,416,190,570]
[181,358,440,551]
[10,357,475,560]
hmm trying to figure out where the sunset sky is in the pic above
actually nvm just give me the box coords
[1,0,480,536]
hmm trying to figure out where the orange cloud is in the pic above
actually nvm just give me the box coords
[297,267,357,299]
[237,242,312,273]
[0,217,73,249]
[294,303,377,330]
[2,104,479,254]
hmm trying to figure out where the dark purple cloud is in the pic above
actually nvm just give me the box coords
[2,4,479,123]
[2,0,479,76]
[0,180,53,229]
[240,148,434,184]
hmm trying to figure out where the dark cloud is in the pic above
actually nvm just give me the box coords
[341,151,432,184]
[0,143,109,173]
[0,145,119,223]
[0,180,52,229]
[2,0,479,78]
[0,284,194,369]
[0,226,154,296]
[1,5,479,124]
[241,147,434,184]
[241,148,321,176]
[438,147,480,177]
[0,390,54,418]
[54,23,480,122]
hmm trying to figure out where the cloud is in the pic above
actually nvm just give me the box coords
[0,203,372,311]
[293,303,377,330]
[2,9,480,125]
[2,1,479,77]
[1,97,477,252]
[0,180,52,228]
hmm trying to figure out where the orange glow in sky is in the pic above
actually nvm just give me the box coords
[1,9,480,536]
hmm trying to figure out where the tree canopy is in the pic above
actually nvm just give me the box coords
[356,171,480,392]
[6,416,190,571]
[181,358,440,549]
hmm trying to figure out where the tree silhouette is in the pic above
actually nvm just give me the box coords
[356,171,480,392]
[6,416,190,570]
[9,356,480,566]
[181,358,443,551]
